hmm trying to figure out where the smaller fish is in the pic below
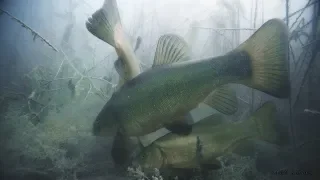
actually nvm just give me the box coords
[86,0,140,88]
[132,102,278,173]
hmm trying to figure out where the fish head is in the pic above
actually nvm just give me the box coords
[92,103,118,137]
[132,145,164,173]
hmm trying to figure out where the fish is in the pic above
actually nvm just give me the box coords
[93,18,290,138]
[86,1,239,168]
[110,34,239,168]
[132,101,278,172]
[86,0,239,115]
[85,0,140,88]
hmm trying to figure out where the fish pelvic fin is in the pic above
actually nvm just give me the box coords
[236,18,290,98]
[202,85,238,115]
[250,101,278,143]
[164,116,192,136]
[152,34,191,67]
[111,129,134,168]
[86,0,121,47]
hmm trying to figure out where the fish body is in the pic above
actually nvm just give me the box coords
[133,102,278,171]
[93,18,290,137]
[103,51,249,136]
[111,33,239,167]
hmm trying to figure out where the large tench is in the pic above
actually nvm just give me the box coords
[93,18,290,138]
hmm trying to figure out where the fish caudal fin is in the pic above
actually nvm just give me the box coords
[202,85,238,115]
[237,18,290,98]
[153,34,190,67]
[250,101,278,143]
[86,0,121,47]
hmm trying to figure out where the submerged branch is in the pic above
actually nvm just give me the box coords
[282,0,318,22]
[0,8,58,52]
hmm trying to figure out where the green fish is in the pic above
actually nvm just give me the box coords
[93,18,290,138]
[86,0,238,116]
[86,0,239,113]
[132,102,278,172]
[110,34,239,167]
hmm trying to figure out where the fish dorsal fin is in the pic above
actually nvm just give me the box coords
[152,34,190,67]
[202,85,238,115]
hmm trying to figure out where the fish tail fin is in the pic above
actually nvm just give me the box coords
[86,0,121,47]
[250,101,278,143]
[237,18,290,98]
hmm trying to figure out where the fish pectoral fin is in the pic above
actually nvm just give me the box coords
[202,85,238,115]
[152,34,191,67]
[164,119,192,136]
[200,158,222,171]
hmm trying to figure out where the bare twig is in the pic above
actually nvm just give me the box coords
[282,0,318,22]
[0,8,58,52]
[82,84,92,103]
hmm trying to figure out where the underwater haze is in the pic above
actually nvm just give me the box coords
[0,0,319,180]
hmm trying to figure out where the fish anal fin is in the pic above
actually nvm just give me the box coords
[152,34,190,67]
[164,116,192,136]
[203,85,238,115]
